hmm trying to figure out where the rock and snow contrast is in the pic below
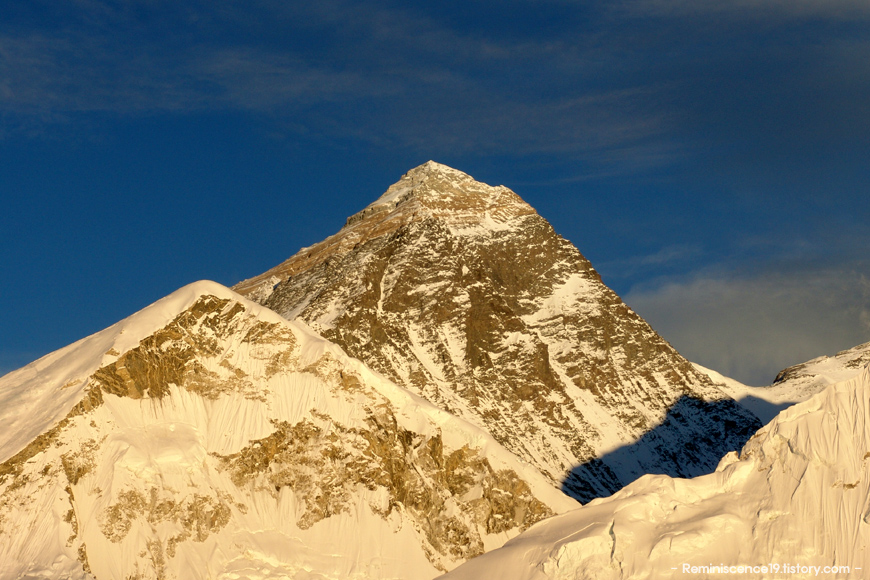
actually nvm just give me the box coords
[439,363,870,580]
[696,341,870,424]
[4,162,863,580]
[235,161,761,501]
[0,281,577,580]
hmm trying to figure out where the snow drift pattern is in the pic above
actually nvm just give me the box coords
[0,281,575,580]
[440,364,870,580]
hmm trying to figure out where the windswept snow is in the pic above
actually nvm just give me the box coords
[0,281,575,580]
[440,364,870,580]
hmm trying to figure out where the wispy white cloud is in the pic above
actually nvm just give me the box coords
[192,49,399,110]
[2,0,867,181]
[0,1,681,166]
[620,0,870,19]
[0,33,206,113]
[624,266,870,385]
[597,244,704,279]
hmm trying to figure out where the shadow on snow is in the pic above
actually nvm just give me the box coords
[562,395,764,503]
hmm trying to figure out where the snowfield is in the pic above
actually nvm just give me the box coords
[440,363,870,579]
[0,281,575,580]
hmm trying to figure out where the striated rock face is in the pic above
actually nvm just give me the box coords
[235,161,761,501]
[0,282,575,580]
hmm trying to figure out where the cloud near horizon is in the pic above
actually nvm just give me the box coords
[5,0,866,169]
[624,267,870,386]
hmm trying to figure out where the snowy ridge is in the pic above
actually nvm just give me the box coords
[440,364,870,580]
[771,340,870,396]
[695,341,870,423]
[0,281,246,464]
[0,281,575,580]
[236,162,761,502]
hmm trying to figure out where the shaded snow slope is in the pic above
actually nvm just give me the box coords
[440,364,870,580]
[696,340,870,423]
[234,162,761,502]
[0,281,575,580]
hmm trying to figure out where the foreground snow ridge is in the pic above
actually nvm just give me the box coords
[0,281,575,580]
[441,364,870,580]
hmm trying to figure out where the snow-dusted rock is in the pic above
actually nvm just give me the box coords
[236,161,761,501]
[0,281,575,580]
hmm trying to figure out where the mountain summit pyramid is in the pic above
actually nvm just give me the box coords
[235,161,761,501]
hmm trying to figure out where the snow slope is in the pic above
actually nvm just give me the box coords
[440,364,870,580]
[0,282,220,465]
[0,281,576,580]
[695,341,870,423]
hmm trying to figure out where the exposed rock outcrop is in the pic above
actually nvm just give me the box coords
[236,162,761,501]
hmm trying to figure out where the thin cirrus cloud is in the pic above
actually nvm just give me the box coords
[596,244,705,280]
[0,1,682,163]
[619,0,870,19]
[7,0,866,188]
[0,34,205,113]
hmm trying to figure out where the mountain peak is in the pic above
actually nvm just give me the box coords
[351,160,528,225]
[0,279,576,579]
[411,160,470,178]
[233,163,537,298]
[362,161,470,209]
[235,165,761,502]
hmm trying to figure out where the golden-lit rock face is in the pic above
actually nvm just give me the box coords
[92,296,297,401]
[234,162,535,300]
[0,291,564,579]
[218,415,552,562]
[236,161,761,501]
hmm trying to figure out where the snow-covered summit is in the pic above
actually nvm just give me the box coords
[363,161,475,211]
[346,159,532,233]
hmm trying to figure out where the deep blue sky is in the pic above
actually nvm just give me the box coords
[2,0,868,385]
